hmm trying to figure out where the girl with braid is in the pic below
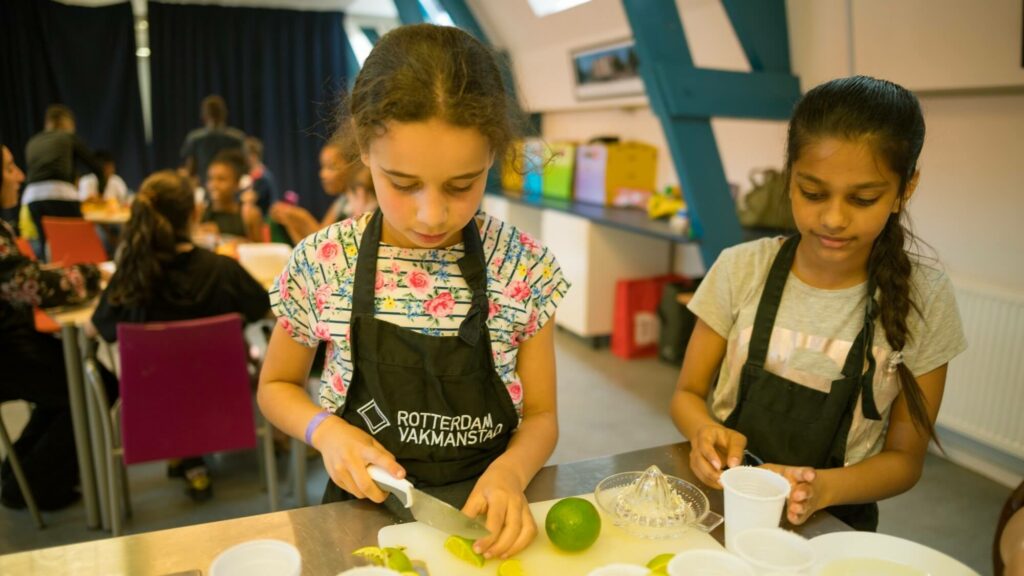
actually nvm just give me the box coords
[671,76,966,531]
[90,170,270,500]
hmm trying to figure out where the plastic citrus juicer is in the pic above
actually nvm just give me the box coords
[594,465,723,539]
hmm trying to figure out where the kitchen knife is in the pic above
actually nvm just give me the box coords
[368,465,490,539]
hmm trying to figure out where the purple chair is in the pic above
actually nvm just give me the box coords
[84,313,279,535]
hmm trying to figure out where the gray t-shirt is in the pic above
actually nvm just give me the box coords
[689,237,967,465]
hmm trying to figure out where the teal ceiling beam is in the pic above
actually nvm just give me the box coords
[394,0,427,25]
[622,0,800,266]
[438,0,488,42]
[654,66,800,119]
[721,0,792,73]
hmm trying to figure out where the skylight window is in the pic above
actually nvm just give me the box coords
[526,0,591,18]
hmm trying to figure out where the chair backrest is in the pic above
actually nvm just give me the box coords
[41,217,108,265]
[117,313,256,465]
[14,237,36,260]
[236,242,291,288]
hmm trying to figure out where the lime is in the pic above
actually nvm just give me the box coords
[645,553,674,574]
[444,534,485,567]
[384,547,414,572]
[352,546,387,566]
[544,497,602,552]
[352,546,414,572]
[497,558,524,576]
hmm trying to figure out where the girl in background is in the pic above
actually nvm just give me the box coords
[259,24,569,559]
[1,144,102,510]
[671,76,966,531]
[91,170,270,500]
[202,149,263,242]
[268,142,352,244]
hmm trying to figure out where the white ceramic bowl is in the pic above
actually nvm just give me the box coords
[209,539,301,576]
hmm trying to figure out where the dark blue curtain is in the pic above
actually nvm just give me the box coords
[148,2,349,219]
[0,0,148,189]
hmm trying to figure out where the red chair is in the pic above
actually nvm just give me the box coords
[84,313,279,535]
[41,217,107,265]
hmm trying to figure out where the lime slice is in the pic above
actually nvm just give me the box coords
[497,558,524,576]
[444,535,485,567]
[645,553,674,574]
[352,546,387,566]
[384,547,414,572]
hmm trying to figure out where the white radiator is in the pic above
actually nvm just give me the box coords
[939,278,1024,460]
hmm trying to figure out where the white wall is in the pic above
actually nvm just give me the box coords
[474,0,1024,289]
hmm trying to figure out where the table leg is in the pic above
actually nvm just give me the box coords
[292,437,307,507]
[61,323,99,529]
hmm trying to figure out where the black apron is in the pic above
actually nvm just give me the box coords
[723,235,883,531]
[323,211,519,509]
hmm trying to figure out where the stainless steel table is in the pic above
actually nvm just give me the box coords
[0,443,849,575]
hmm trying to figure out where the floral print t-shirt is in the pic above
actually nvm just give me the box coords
[269,212,570,418]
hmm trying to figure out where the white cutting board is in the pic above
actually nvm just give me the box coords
[378,493,723,575]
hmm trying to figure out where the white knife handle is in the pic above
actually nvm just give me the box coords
[367,465,414,508]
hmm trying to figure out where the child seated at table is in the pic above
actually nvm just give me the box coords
[201,149,263,243]
[1,143,104,511]
[89,170,271,501]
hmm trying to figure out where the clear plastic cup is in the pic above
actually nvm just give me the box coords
[667,549,756,576]
[719,466,791,553]
[733,527,816,574]
[209,539,301,576]
[586,564,650,576]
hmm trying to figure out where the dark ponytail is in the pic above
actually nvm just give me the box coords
[786,76,937,441]
[106,171,194,306]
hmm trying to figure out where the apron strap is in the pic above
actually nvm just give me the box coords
[747,235,800,369]
[352,210,384,316]
[840,279,882,420]
[456,217,489,347]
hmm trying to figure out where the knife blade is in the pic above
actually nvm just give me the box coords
[368,465,490,539]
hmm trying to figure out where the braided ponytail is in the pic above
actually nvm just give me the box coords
[786,76,938,441]
[106,171,194,306]
[868,212,936,439]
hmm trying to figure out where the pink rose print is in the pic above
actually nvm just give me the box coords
[520,232,541,254]
[278,271,290,300]
[488,300,501,320]
[508,381,523,403]
[314,284,332,314]
[509,331,520,347]
[424,291,456,319]
[524,309,539,338]
[503,280,531,302]
[314,322,331,341]
[330,371,347,395]
[390,261,401,276]
[405,267,433,295]
[492,256,504,269]
[278,317,293,335]
[374,271,385,292]
[316,240,341,263]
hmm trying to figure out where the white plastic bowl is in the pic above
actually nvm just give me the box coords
[667,548,756,576]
